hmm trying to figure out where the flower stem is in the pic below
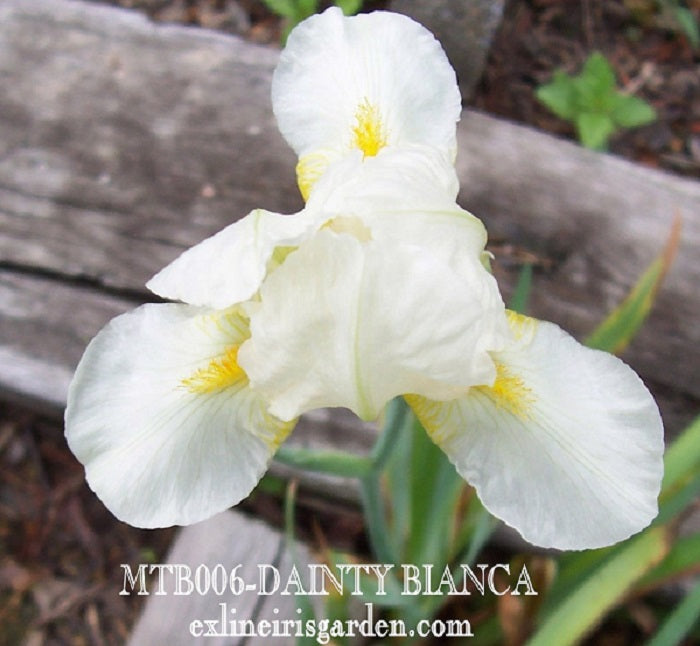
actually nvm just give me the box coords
[360,397,413,564]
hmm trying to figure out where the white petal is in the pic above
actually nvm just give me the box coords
[306,145,460,211]
[147,209,317,309]
[408,312,664,550]
[65,303,294,528]
[307,146,489,272]
[239,230,505,422]
[305,147,507,354]
[272,8,461,159]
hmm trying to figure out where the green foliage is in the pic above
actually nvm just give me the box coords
[670,3,700,48]
[638,530,700,591]
[358,398,499,631]
[285,398,498,640]
[536,52,657,150]
[275,444,372,478]
[334,0,364,15]
[527,528,670,646]
[283,480,320,646]
[647,0,700,48]
[262,0,364,42]
[509,263,533,315]
[646,579,700,646]
[585,216,680,354]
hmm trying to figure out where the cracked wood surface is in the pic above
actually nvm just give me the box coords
[1,0,699,446]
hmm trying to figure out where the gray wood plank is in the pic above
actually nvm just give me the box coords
[127,510,319,645]
[0,270,135,412]
[0,0,698,435]
[0,0,301,292]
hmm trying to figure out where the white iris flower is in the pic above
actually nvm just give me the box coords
[65,147,507,529]
[271,7,462,199]
[64,9,663,550]
[239,148,509,421]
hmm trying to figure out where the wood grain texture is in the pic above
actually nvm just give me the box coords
[0,0,301,292]
[127,510,320,645]
[0,0,698,441]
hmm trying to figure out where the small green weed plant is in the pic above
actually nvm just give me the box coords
[263,0,363,40]
[536,52,657,151]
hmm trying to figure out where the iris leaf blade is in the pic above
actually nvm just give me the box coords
[645,578,700,646]
[660,414,700,494]
[509,263,533,314]
[636,532,700,593]
[526,527,670,646]
[275,445,372,478]
[585,216,680,354]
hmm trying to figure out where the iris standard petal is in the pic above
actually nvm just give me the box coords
[272,7,461,197]
[306,146,490,270]
[306,145,460,212]
[407,311,664,550]
[65,303,294,528]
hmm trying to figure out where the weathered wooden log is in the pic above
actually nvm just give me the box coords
[4,2,698,640]
[0,0,698,442]
[127,510,320,645]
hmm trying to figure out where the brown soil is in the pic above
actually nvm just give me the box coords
[476,0,700,177]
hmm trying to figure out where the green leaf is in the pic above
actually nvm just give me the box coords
[455,498,497,566]
[539,545,616,617]
[253,473,287,496]
[370,396,410,471]
[537,51,656,147]
[296,0,319,20]
[656,471,700,526]
[660,414,700,494]
[403,415,464,565]
[261,0,296,18]
[575,112,616,150]
[536,72,578,120]
[334,0,363,15]
[360,398,412,565]
[645,579,700,646]
[275,445,372,478]
[585,216,680,353]
[574,77,615,115]
[283,481,318,646]
[509,263,533,314]
[611,94,657,128]
[637,532,700,592]
[655,415,700,527]
[526,527,670,646]
[673,6,700,49]
[355,568,414,608]
[364,399,478,596]
[582,51,616,95]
